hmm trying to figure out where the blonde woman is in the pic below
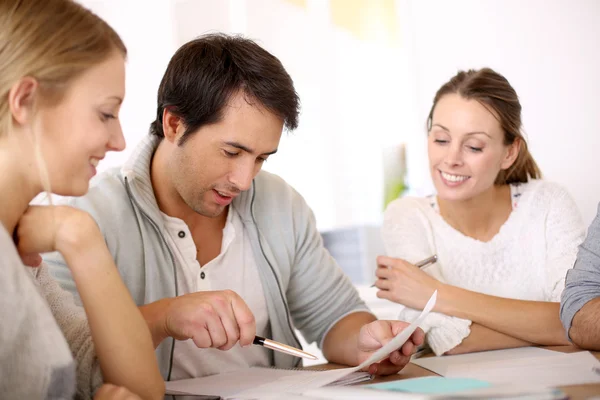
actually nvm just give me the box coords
[375,68,585,356]
[0,0,163,399]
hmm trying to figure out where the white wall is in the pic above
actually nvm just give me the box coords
[78,0,178,171]
[80,0,600,228]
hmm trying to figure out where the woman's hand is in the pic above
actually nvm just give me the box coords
[374,255,444,310]
[94,384,142,400]
[15,205,102,260]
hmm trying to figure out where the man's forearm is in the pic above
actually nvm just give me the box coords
[322,312,376,366]
[569,297,600,350]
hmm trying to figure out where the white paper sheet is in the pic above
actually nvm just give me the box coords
[302,386,430,399]
[412,346,561,376]
[445,350,600,387]
[166,291,437,399]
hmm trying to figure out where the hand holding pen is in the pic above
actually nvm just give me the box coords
[144,289,317,360]
[373,255,442,310]
[371,255,437,287]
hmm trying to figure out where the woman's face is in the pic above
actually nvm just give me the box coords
[428,93,517,202]
[37,51,126,196]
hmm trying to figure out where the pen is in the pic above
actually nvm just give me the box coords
[253,336,318,360]
[411,344,432,360]
[371,254,438,287]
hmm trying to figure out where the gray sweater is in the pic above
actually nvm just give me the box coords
[0,225,102,399]
[45,135,369,381]
[561,202,600,337]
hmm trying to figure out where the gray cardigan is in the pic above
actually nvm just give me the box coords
[45,135,369,380]
[560,202,600,337]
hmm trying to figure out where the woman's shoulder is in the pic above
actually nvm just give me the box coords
[383,195,439,234]
[514,179,574,208]
[384,195,435,218]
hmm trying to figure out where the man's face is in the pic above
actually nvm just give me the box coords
[168,92,284,217]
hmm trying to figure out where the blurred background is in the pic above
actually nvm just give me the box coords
[79,0,600,364]
[81,0,600,231]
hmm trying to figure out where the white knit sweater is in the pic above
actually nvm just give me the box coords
[382,180,586,355]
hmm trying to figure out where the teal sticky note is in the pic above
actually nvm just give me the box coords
[366,377,491,394]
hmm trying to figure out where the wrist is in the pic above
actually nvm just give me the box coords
[140,298,173,348]
[435,282,454,314]
[55,209,103,257]
[437,284,469,318]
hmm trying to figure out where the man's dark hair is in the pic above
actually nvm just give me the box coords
[149,33,300,144]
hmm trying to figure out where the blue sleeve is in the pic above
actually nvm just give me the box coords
[560,202,600,338]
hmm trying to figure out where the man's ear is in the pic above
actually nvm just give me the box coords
[501,137,521,170]
[8,77,38,126]
[162,108,185,144]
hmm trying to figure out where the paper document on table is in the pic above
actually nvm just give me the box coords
[234,290,437,398]
[166,291,436,399]
[412,346,561,376]
[302,386,431,399]
[445,350,600,387]
[166,367,370,398]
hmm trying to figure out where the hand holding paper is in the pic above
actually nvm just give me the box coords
[234,290,438,398]
[356,319,425,375]
[356,290,437,370]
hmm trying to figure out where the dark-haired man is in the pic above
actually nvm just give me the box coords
[45,33,423,381]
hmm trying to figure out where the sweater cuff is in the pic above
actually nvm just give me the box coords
[397,307,455,334]
[426,317,472,356]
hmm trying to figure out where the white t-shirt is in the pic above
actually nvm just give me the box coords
[382,180,586,355]
[161,207,271,379]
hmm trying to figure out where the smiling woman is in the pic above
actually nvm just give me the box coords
[0,0,163,399]
[36,53,126,196]
[375,68,586,357]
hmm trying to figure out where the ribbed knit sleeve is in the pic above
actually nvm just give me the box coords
[35,265,103,399]
[542,184,586,301]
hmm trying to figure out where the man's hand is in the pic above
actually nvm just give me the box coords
[140,290,256,350]
[356,320,425,375]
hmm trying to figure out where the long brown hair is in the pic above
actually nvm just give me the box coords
[427,68,541,184]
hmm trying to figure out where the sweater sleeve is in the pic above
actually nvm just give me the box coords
[382,197,472,355]
[382,198,438,267]
[34,264,103,399]
[543,184,586,302]
[397,306,472,356]
[560,202,600,337]
[282,185,371,348]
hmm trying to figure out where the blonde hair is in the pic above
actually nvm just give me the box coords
[427,68,542,185]
[0,0,126,197]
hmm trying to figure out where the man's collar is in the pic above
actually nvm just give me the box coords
[120,135,163,222]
